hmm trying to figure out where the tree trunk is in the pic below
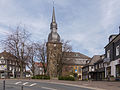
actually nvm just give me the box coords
[20,61,23,78]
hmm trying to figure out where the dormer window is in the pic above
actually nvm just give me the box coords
[116,45,119,56]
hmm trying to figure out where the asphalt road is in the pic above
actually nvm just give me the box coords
[0,79,94,90]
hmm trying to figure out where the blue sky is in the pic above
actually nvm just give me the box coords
[0,0,120,57]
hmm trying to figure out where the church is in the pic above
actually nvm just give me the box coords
[46,6,91,80]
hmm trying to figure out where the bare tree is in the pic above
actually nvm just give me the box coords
[58,39,72,76]
[26,43,36,76]
[35,41,47,75]
[61,39,72,52]
[2,25,31,78]
[29,39,72,76]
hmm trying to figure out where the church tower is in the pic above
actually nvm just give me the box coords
[47,6,62,78]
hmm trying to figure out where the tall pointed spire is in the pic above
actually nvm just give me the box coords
[52,6,56,23]
[50,1,57,30]
[48,1,60,42]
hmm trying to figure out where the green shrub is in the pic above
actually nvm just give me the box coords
[32,75,50,80]
[58,76,75,81]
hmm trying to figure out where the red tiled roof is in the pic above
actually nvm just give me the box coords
[35,62,47,67]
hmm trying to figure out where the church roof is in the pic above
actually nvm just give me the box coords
[48,32,60,42]
[62,52,91,65]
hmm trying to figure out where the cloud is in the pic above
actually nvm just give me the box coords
[0,0,120,57]
[0,27,10,35]
[100,0,120,29]
[0,0,50,40]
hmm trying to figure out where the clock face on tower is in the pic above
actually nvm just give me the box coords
[54,44,56,47]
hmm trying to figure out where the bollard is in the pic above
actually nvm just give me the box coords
[3,80,5,90]
[21,85,23,90]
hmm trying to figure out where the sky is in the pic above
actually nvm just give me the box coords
[0,0,120,57]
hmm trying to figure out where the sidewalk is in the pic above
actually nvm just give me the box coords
[47,80,120,90]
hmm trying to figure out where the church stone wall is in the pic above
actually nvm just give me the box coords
[47,42,62,78]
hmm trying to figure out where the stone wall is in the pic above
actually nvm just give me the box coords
[47,42,62,78]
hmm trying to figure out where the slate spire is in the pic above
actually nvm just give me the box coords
[48,3,60,42]
[50,4,57,30]
[52,6,56,23]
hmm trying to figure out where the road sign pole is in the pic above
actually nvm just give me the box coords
[3,80,5,90]
[21,85,23,90]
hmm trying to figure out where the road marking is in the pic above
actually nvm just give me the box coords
[29,83,37,87]
[15,81,22,85]
[23,82,29,85]
[41,87,57,90]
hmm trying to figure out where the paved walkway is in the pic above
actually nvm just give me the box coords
[47,80,120,90]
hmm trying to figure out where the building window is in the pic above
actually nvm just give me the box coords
[78,67,81,73]
[9,66,12,70]
[101,63,103,68]
[98,64,100,68]
[75,66,77,69]
[91,66,94,71]
[76,54,79,57]
[0,60,5,64]
[116,64,120,78]
[116,45,119,56]
[107,50,110,58]
[10,60,11,64]
[96,65,97,69]
[107,66,111,77]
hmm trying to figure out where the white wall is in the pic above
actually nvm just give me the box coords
[108,59,120,77]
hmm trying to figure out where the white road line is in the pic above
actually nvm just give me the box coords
[15,81,22,85]
[23,82,29,85]
[29,83,37,87]
[41,87,57,90]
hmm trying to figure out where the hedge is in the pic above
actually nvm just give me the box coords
[58,76,75,81]
[32,75,50,80]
